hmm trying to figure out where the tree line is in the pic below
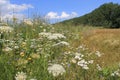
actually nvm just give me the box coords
[62,2,120,28]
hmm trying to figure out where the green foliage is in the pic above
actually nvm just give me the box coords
[26,56,54,80]
[61,2,120,28]
[0,55,15,80]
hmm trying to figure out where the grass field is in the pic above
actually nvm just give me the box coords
[0,23,120,80]
[82,29,120,67]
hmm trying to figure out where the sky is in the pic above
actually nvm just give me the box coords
[0,0,120,23]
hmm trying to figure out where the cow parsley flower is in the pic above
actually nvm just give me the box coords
[71,58,77,63]
[39,32,66,40]
[111,69,120,77]
[15,72,27,80]
[47,64,66,77]
[3,47,12,52]
[52,41,69,46]
[82,65,89,70]
[74,52,83,60]
[0,26,14,33]
[96,64,102,71]
[39,32,51,37]
[48,33,66,40]
[95,51,102,57]
[23,19,33,26]
[77,59,89,70]
[88,60,94,64]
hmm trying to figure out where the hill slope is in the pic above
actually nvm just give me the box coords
[60,2,120,28]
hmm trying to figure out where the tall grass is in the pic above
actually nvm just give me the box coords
[0,21,120,80]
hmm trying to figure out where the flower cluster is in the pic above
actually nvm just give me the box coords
[23,19,33,26]
[48,33,66,40]
[95,51,102,57]
[73,52,94,70]
[15,72,27,80]
[2,47,12,52]
[47,64,66,77]
[39,32,66,40]
[96,64,102,71]
[0,26,14,33]
[39,32,51,37]
[111,69,120,77]
[52,41,69,47]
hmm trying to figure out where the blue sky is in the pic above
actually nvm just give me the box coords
[1,0,120,23]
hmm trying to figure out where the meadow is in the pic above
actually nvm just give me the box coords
[0,22,120,80]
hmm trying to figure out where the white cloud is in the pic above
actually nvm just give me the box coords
[45,11,78,19]
[46,12,59,19]
[0,0,33,21]
[60,12,69,18]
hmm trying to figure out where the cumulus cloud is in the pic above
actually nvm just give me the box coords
[0,0,33,21]
[46,12,59,19]
[45,11,78,19]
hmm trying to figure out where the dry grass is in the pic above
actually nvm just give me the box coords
[82,29,120,67]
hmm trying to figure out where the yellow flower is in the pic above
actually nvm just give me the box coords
[21,42,26,47]
[20,52,25,57]
[27,57,32,61]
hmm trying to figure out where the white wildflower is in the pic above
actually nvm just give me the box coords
[77,62,84,67]
[74,53,84,60]
[14,46,19,49]
[39,32,66,40]
[52,41,69,46]
[71,58,77,63]
[75,55,82,60]
[23,19,33,26]
[77,60,89,70]
[111,73,115,76]
[47,64,66,77]
[82,65,89,70]
[43,29,46,32]
[78,45,83,49]
[111,69,120,77]
[3,47,12,52]
[48,33,66,40]
[88,60,94,64]
[39,26,43,28]
[77,45,87,51]
[78,59,86,64]
[64,51,71,55]
[39,32,51,37]
[0,26,14,33]
[96,64,102,71]
[95,51,102,57]
[75,52,84,58]
[15,72,27,80]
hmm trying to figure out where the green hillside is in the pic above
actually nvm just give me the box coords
[60,2,120,28]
